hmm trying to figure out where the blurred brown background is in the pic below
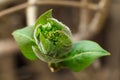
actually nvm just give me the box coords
[0,0,119,80]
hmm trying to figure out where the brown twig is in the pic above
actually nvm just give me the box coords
[36,1,98,10]
[74,0,110,40]
[0,1,98,17]
[26,0,37,26]
[89,0,110,36]
[0,2,28,17]
[78,0,92,41]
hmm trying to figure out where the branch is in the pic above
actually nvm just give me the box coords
[36,1,98,10]
[74,0,110,40]
[0,1,98,17]
[77,0,92,41]
[0,2,28,17]
[26,0,37,26]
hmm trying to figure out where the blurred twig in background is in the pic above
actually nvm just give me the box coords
[0,1,98,17]
[74,0,110,41]
[26,0,37,26]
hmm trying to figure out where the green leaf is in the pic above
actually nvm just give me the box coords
[12,26,37,60]
[52,40,110,72]
[35,9,52,28]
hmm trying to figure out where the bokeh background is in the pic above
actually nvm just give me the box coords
[0,0,119,80]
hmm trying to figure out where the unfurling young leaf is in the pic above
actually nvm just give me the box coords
[12,26,37,60]
[49,40,110,72]
[12,9,110,72]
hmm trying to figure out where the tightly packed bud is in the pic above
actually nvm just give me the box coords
[33,18,72,59]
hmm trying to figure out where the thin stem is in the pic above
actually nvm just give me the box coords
[0,2,28,17]
[26,0,37,26]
